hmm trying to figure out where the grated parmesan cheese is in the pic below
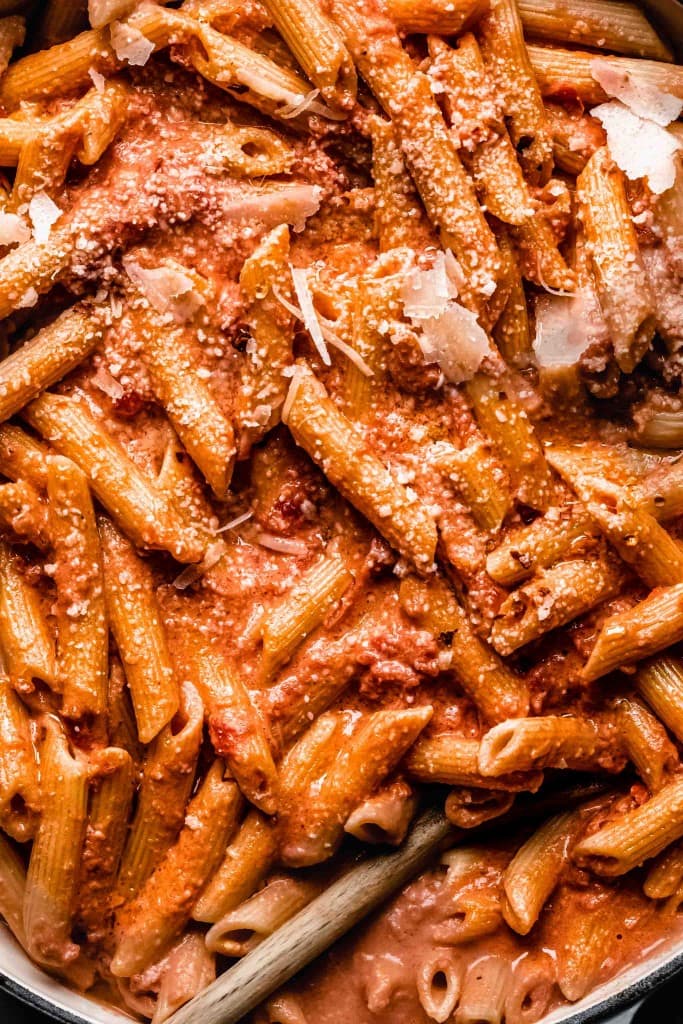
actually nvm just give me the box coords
[0,212,30,247]
[533,293,592,368]
[123,258,205,322]
[591,58,683,127]
[110,19,154,66]
[89,0,136,29]
[289,266,331,366]
[591,100,681,194]
[28,192,62,245]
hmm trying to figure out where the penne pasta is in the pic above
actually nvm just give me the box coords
[527,45,683,104]
[0,538,56,695]
[486,504,597,586]
[151,934,216,1024]
[383,0,489,34]
[205,875,322,956]
[344,777,418,846]
[0,829,27,950]
[637,656,683,744]
[416,949,462,1023]
[0,674,40,842]
[518,0,672,61]
[457,954,509,1024]
[479,715,621,776]
[617,696,678,792]
[367,116,433,254]
[0,478,50,550]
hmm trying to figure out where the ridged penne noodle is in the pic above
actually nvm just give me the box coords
[644,840,683,899]
[633,456,683,522]
[398,574,530,722]
[633,409,683,450]
[259,0,356,108]
[0,829,27,949]
[490,555,624,656]
[107,656,143,768]
[518,0,672,61]
[0,674,40,841]
[434,889,502,944]
[416,949,462,1023]
[577,148,655,374]
[205,875,322,956]
[26,393,205,563]
[283,368,437,570]
[574,776,683,876]
[0,538,56,694]
[344,777,417,846]
[0,306,102,424]
[0,479,50,550]
[429,438,513,532]
[24,719,89,968]
[117,681,204,904]
[504,952,556,1024]
[192,644,278,814]
[367,116,433,253]
[47,455,108,721]
[479,715,619,776]
[327,0,500,305]
[133,300,236,500]
[583,584,683,682]
[527,45,683,104]
[260,551,352,682]
[637,656,683,744]
[617,696,678,792]
[554,904,616,1001]
[502,807,588,934]
[465,373,555,511]
[279,706,432,866]
[0,28,117,108]
[492,233,532,368]
[0,14,23,75]
[406,733,542,793]
[237,224,294,454]
[192,809,277,923]
[36,0,88,46]
[99,517,180,743]
[457,955,509,1024]
[477,0,553,183]
[151,934,216,1024]
[544,102,606,175]
[383,0,488,33]
[76,747,134,943]
[9,123,79,211]
[111,760,242,976]
[0,423,49,490]
[486,504,597,585]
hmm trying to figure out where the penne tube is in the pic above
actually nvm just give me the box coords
[429,439,512,533]
[445,787,514,828]
[633,457,683,522]
[107,656,143,768]
[632,409,683,450]
[0,479,50,550]
[502,807,588,935]
[26,393,205,563]
[554,904,616,1001]
[23,719,89,969]
[577,148,655,374]
[111,760,242,976]
[416,949,462,1023]
[133,300,236,500]
[327,0,500,305]
[259,0,356,108]
[117,681,204,904]
[405,733,543,793]
[0,674,40,842]
[237,224,294,455]
[617,696,678,792]
[644,841,683,899]
[99,517,180,743]
[583,584,683,682]
[47,456,108,720]
[490,555,625,656]
[0,423,49,490]
[192,809,277,923]
[384,0,488,33]
[0,538,56,694]
[279,706,432,866]
[465,373,555,511]
[0,14,23,76]
[0,28,118,108]
[457,954,509,1024]
[478,0,552,183]
[37,0,87,46]
[283,368,437,570]
[492,233,533,368]
[9,121,79,211]
[479,715,620,776]
[76,747,135,943]
[0,306,102,424]
[398,574,529,722]
[151,933,216,1024]
[637,656,683,744]
[434,890,502,944]
[192,644,278,814]
[344,777,418,846]
[518,0,672,61]
[367,116,433,253]
[504,953,556,1024]
[205,875,322,956]
[0,830,27,950]
[260,551,352,682]
[544,102,606,175]
[574,776,683,876]
[527,45,683,104]
[486,504,597,586]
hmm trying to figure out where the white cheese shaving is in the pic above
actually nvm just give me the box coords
[216,510,253,534]
[281,364,308,424]
[276,88,347,122]
[222,184,321,233]
[110,20,154,66]
[533,293,592,368]
[401,255,489,383]
[272,286,373,376]
[591,58,683,127]
[289,266,331,366]
[0,212,30,247]
[18,287,38,308]
[256,532,309,555]
[592,100,681,194]
[89,0,136,29]
[123,258,205,322]
[28,192,62,245]
[88,67,106,93]
[91,363,125,400]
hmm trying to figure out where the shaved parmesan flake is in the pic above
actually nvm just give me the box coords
[281,364,308,424]
[123,259,205,322]
[172,541,225,590]
[91,363,125,400]
[216,510,253,533]
[402,255,489,383]
[89,0,135,29]
[28,192,62,245]
[272,287,373,376]
[592,100,681,194]
[110,20,154,66]
[88,67,106,93]
[0,212,30,247]
[276,88,347,122]
[591,58,683,127]
[222,184,321,232]
[290,266,331,366]
[18,287,38,308]
[257,532,309,555]
[533,294,592,367]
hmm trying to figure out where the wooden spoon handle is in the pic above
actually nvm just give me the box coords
[172,806,456,1024]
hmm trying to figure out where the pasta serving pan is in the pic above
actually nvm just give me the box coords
[2,2,683,1024]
